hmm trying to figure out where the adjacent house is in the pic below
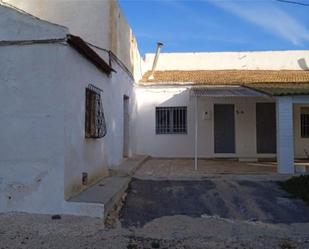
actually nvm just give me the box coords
[0,1,308,217]
[136,51,309,174]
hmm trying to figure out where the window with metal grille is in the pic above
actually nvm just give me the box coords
[301,107,309,138]
[85,84,107,138]
[156,107,187,134]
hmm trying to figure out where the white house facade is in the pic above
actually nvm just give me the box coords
[136,51,309,174]
[0,1,308,217]
[0,3,137,216]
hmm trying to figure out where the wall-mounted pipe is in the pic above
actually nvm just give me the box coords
[148,42,163,80]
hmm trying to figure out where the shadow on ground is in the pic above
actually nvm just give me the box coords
[120,178,309,228]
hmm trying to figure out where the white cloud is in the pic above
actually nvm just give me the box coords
[209,0,309,45]
[165,0,221,29]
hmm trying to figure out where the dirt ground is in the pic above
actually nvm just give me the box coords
[2,176,309,249]
[1,160,309,249]
[1,212,309,249]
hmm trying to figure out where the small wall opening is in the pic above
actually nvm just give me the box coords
[82,172,88,185]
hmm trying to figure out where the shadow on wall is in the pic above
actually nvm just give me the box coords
[298,58,309,70]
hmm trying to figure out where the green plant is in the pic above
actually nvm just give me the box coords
[279,175,309,204]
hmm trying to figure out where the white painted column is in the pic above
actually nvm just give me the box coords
[194,96,198,170]
[276,97,294,174]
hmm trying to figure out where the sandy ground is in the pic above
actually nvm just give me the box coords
[0,212,309,249]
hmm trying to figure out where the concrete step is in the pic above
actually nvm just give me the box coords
[68,175,131,218]
[67,155,150,219]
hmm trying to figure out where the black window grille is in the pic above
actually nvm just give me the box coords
[301,107,309,138]
[85,84,107,138]
[156,107,187,134]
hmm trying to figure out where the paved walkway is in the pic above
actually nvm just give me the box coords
[135,159,278,179]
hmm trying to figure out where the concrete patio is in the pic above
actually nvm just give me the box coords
[134,158,309,179]
[135,158,277,179]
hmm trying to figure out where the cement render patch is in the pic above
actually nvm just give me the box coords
[69,176,130,204]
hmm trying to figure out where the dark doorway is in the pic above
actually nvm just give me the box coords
[256,103,276,154]
[214,104,235,153]
[123,95,130,158]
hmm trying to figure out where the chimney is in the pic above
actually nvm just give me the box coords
[148,42,163,80]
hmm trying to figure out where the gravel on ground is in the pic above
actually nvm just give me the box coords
[1,211,309,249]
[2,174,309,249]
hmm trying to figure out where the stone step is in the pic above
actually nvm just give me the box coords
[68,175,130,218]
[67,155,150,219]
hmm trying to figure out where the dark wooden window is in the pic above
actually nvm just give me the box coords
[301,107,309,138]
[156,107,187,134]
[85,85,107,138]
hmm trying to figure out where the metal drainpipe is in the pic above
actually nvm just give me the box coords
[148,42,163,80]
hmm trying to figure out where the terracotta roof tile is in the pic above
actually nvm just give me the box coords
[140,70,309,85]
[247,83,309,96]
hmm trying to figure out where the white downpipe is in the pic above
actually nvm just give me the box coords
[194,96,198,171]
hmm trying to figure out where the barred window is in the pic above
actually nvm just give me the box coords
[156,107,187,134]
[85,84,107,138]
[301,107,309,138]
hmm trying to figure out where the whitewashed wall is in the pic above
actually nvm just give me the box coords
[62,45,136,199]
[2,0,110,49]
[0,3,136,214]
[0,4,66,214]
[2,0,144,79]
[135,86,309,159]
[0,43,67,214]
[0,42,136,215]
[0,3,67,40]
[144,51,309,71]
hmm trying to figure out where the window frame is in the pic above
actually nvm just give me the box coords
[85,84,107,139]
[155,106,187,135]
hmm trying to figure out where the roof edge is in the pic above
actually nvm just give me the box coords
[0,1,68,30]
[67,34,115,75]
[144,50,309,57]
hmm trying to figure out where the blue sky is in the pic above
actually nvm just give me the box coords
[118,0,309,55]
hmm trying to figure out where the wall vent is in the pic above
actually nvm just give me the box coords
[82,172,88,185]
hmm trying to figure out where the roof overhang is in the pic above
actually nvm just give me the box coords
[67,34,115,75]
[190,85,268,97]
[246,83,309,96]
